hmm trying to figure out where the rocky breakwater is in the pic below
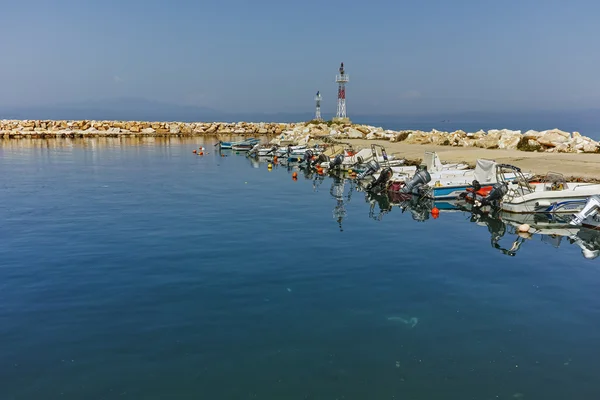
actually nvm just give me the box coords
[2,119,598,154]
[312,124,599,153]
[0,120,299,138]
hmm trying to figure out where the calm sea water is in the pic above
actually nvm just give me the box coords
[1,138,600,400]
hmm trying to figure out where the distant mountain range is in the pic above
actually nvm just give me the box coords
[1,97,599,135]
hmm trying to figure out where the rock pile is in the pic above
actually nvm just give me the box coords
[1,119,598,153]
[0,120,295,138]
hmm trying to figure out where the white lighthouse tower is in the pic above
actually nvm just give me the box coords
[314,91,322,121]
[334,62,350,123]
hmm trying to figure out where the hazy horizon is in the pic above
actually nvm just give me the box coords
[2,0,600,116]
[2,97,600,139]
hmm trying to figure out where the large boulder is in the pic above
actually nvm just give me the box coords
[536,129,570,147]
[346,128,364,139]
[475,134,500,149]
[498,130,522,150]
[355,125,370,135]
[523,130,541,139]
[583,142,599,153]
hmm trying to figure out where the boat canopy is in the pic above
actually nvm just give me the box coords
[474,159,497,184]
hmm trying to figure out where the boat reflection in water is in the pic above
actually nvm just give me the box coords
[362,187,435,222]
[241,151,600,259]
[363,188,600,259]
[442,200,600,259]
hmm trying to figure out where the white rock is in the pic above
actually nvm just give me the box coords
[536,129,571,147]
[347,128,363,139]
[498,131,522,150]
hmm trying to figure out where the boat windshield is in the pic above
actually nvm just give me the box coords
[495,164,535,196]
[541,172,568,191]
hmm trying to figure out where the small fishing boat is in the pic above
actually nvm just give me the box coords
[471,165,600,214]
[248,143,279,157]
[360,159,529,200]
[217,138,260,150]
[424,159,532,200]
[231,143,255,151]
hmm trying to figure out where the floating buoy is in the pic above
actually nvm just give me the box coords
[193,149,197,154]
[518,224,530,233]
[268,163,273,169]
[199,152,204,156]
[199,146,204,151]
[431,207,440,218]
[292,172,298,178]
[292,176,298,181]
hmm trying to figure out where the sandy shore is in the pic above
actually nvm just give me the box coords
[347,139,600,179]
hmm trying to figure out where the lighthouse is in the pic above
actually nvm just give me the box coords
[314,91,322,121]
[334,62,350,123]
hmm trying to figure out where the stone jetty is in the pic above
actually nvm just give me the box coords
[1,119,598,154]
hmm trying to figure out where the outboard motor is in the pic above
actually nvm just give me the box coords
[357,159,380,180]
[368,167,393,192]
[570,195,600,226]
[312,153,329,167]
[400,169,431,195]
[476,182,508,207]
[329,154,344,170]
[303,149,314,164]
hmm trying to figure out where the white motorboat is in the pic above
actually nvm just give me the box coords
[363,159,531,200]
[487,166,600,214]
[248,143,279,157]
[316,144,406,171]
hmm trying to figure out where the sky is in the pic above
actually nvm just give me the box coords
[1,0,600,116]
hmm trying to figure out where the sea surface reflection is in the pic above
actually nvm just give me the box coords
[1,137,600,400]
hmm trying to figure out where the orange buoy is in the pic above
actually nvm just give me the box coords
[292,172,298,178]
[431,207,440,218]
[292,176,298,181]
[193,149,197,154]
[199,152,204,156]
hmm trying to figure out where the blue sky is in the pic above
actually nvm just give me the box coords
[1,0,599,115]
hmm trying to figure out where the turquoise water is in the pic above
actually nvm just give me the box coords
[1,138,600,400]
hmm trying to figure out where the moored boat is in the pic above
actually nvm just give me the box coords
[471,165,600,214]
[217,138,260,150]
